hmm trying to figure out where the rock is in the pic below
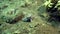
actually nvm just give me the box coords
[22,17,32,22]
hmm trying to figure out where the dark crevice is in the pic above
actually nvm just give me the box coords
[0,24,2,26]
[6,19,17,24]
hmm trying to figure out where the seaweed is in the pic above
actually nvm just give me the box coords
[46,0,60,22]
[46,0,60,27]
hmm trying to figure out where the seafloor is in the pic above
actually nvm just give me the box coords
[0,0,60,34]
